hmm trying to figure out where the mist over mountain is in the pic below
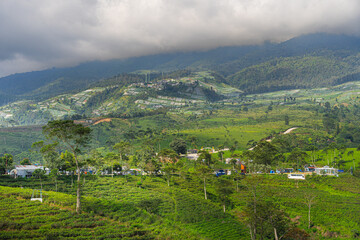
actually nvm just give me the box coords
[1,33,360,104]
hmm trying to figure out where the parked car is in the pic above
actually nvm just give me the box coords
[288,173,305,180]
[216,169,226,177]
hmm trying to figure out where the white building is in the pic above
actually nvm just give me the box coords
[10,165,50,178]
[314,166,338,177]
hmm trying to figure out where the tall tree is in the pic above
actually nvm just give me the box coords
[162,163,177,187]
[32,141,60,169]
[287,148,308,171]
[104,152,118,178]
[215,177,233,212]
[20,158,31,165]
[113,141,130,162]
[33,168,46,189]
[197,151,214,166]
[233,164,245,192]
[42,120,91,214]
[251,141,280,166]
[87,149,104,174]
[284,115,290,126]
[243,175,263,240]
[218,151,225,163]
[158,148,178,164]
[170,138,187,154]
[304,194,317,229]
[195,165,213,200]
[49,169,59,192]
[0,154,13,174]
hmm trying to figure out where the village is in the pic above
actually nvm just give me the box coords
[8,145,341,180]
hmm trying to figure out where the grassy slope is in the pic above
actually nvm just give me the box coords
[260,174,360,238]
[0,176,250,240]
[0,186,153,239]
[1,173,359,239]
[227,55,360,93]
[0,102,326,163]
[3,81,360,164]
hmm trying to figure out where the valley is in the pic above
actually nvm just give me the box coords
[1,34,360,239]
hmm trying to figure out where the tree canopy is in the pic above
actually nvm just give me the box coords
[170,138,187,155]
[42,120,92,214]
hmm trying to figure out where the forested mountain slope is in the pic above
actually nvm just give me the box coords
[227,54,360,93]
[1,33,360,103]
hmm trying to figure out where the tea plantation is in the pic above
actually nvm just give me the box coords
[1,172,359,239]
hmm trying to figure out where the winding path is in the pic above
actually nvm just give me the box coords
[283,127,298,135]
[248,127,298,150]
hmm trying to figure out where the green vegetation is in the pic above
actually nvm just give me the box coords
[0,185,154,239]
[227,55,360,93]
[1,33,360,238]
[0,171,359,239]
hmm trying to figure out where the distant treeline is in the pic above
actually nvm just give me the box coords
[226,55,360,93]
[332,72,360,86]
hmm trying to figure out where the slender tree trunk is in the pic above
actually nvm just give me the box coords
[249,227,253,240]
[74,151,81,214]
[253,190,257,239]
[274,228,278,240]
[204,177,207,200]
[223,204,225,213]
[249,224,256,240]
[308,203,311,229]
[55,178,57,192]
[76,167,81,214]
[305,195,315,229]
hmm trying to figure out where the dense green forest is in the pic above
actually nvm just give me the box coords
[227,54,360,93]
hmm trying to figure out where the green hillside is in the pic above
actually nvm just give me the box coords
[0,71,241,128]
[227,54,360,93]
[1,75,360,239]
[0,176,250,240]
[4,80,360,165]
[1,33,360,104]
[1,172,359,239]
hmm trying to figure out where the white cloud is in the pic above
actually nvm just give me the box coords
[1,0,360,77]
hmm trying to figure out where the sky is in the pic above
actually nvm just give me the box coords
[1,0,360,77]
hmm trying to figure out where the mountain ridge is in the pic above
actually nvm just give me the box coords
[1,33,360,103]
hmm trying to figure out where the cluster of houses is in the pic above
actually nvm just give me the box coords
[287,165,339,180]
[8,152,341,179]
[125,79,186,95]
[8,164,341,179]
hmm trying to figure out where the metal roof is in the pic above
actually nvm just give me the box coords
[14,165,49,170]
